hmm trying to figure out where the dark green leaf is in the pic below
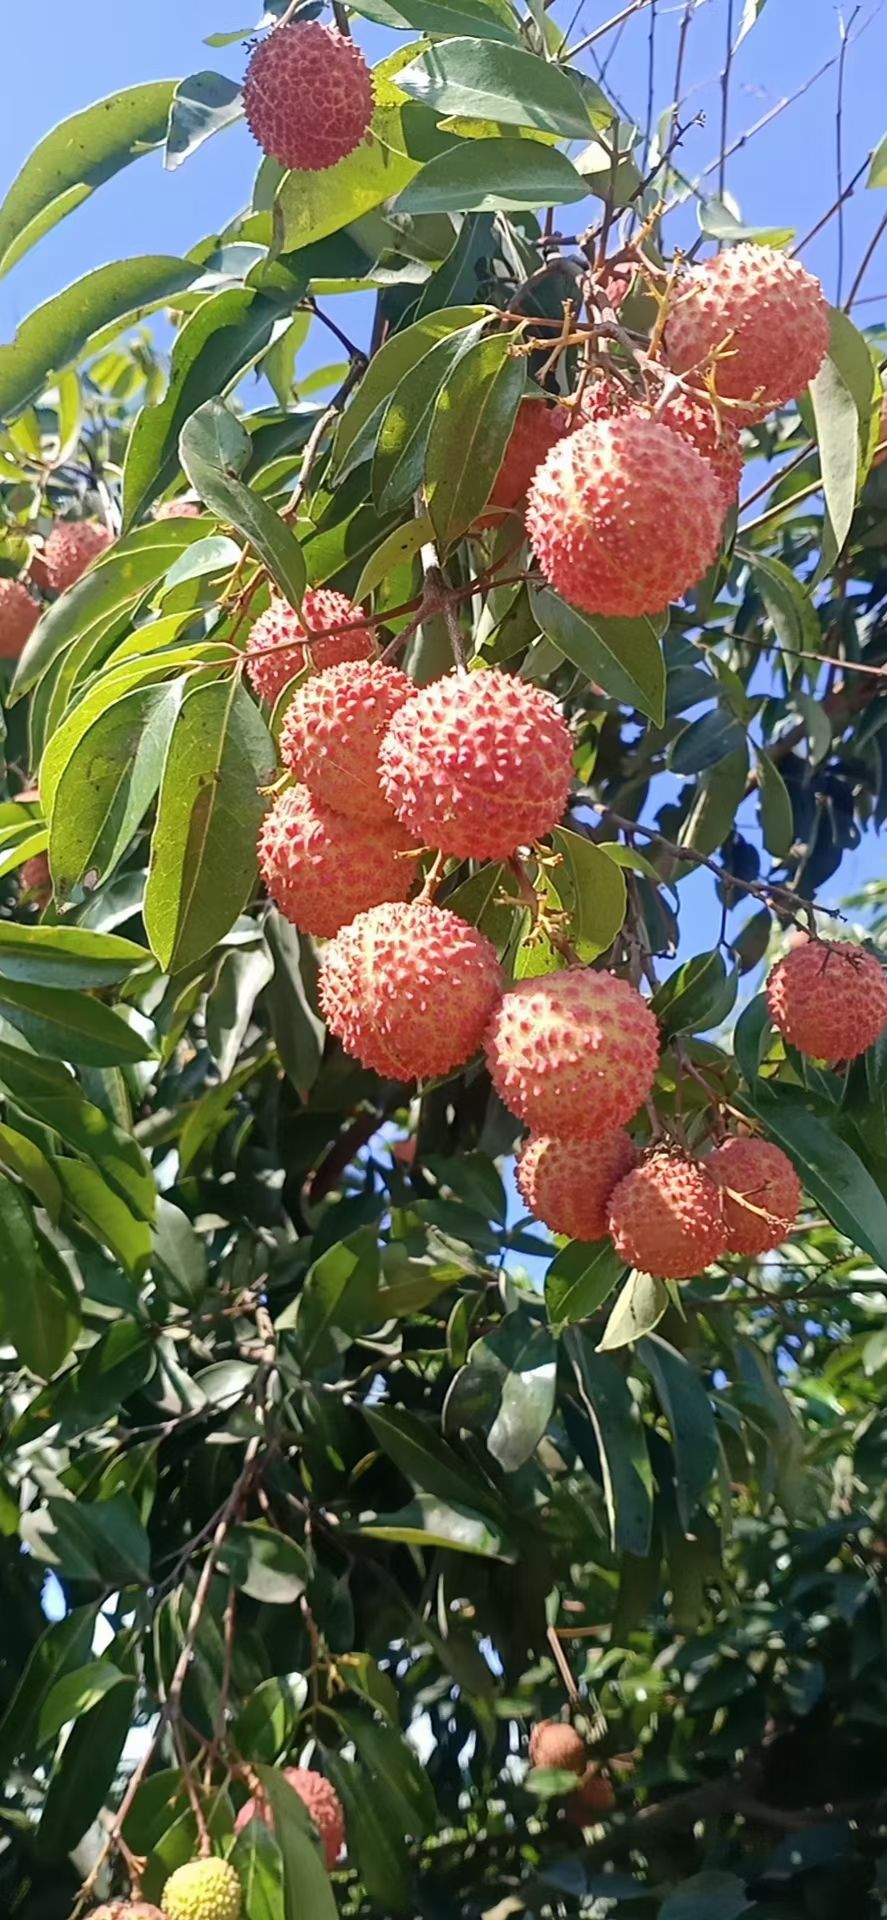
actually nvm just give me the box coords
[743,1087,887,1267]
[221,1524,309,1604]
[756,749,794,858]
[0,976,154,1066]
[426,332,525,545]
[253,1765,338,1920]
[166,72,244,170]
[179,400,306,605]
[373,320,488,512]
[652,950,737,1037]
[0,1043,154,1220]
[397,138,586,213]
[640,1334,717,1530]
[333,306,485,479]
[669,708,746,776]
[39,1678,136,1855]
[297,1229,380,1365]
[545,1239,626,1330]
[532,585,666,724]
[0,921,148,990]
[337,1711,436,1838]
[397,39,600,138]
[567,1331,653,1555]
[551,827,627,959]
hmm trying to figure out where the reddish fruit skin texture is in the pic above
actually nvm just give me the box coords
[20,852,51,906]
[379,669,573,860]
[485,971,659,1141]
[607,1149,727,1281]
[516,1130,639,1242]
[708,1135,802,1256]
[244,23,374,173]
[0,578,39,658]
[476,398,569,527]
[281,660,416,822]
[565,1770,617,1824]
[666,244,830,421]
[578,375,743,511]
[319,900,504,1081]
[258,786,417,938]
[43,522,113,592]
[234,1768,345,1869]
[528,1721,587,1773]
[89,1906,164,1920]
[526,415,724,618]
[155,500,201,519]
[246,589,376,705]
[766,938,887,1063]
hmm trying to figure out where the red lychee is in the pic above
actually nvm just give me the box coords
[516,1130,639,1242]
[234,1767,345,1870]
[526,415,724,618]
[245,589,376,706]
[528,1721,587,1773]
[577,374,743,511]
[606,1148,727,1280]
[89,1906,164,1920]
[258,786,417,939]
[281,659,416,823]
[155,499,201,519]
[42,522,113,592]
[379,668,573,859]
[565,1769,616,1823]
[0,578,39,658]
[243,22,374,173]
[475,397,569,527]
[20,851,51,907]
[766,938,887,1063]
[485,970,659,1141]
[666,244,830,421]
[708,1135,802,1256]
[319,900,504,1081]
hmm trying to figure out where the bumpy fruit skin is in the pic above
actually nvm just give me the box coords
[90,1905,164,1920]
[234,1767,345,1869]
[258,786,417,938]
[379,669,573,859]
[526,415,724,618]
[485,971,659,1140]
[243,23,374,173]
[766,938,887,1063]
[20,852,51,907]
[155,499,201,519]
[0,578,39,658]
[246,589,376,705]
[319,900,504,1081]
[666,244,830,421]
[42,521,113,592]
[607,1148,727,1281]
[708,1135,802,1256]
[476,397,569,527]
[161,1857,242,1920]
[578,375,743,509]
[516,1130,638,1241]
[528,1720,587,1774]
[281,660,416,821]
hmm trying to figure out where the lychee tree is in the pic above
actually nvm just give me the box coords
[1,4,887,1918]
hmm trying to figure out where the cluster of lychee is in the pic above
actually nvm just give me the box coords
[0,520,112,660]
[528,1719,616,1825]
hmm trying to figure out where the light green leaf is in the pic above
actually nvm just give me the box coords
[545,1239,626,1331]
[397,39,601,138]
[597,1272,669,1350]
[425,332,525,545]
[355,1495,511,1556]
[0,1043,154,1220]
[0,978,154,1067]
[355,515,431,601]
[567,1330,653,1555]
[49,679,187,902]
[55,1162,152,1280]
[756,749,794,858]
[221,1524,309,1604]
[0,922,149,990]
[0,1178,80,1378]
[0,258,201,418]
[551,826,627,959]
[333,304,486,478]
[532,586,666,725]
[396,137,586,213]
[297,1229,381,1366]
[179,400,306,606]
[373,320,488,512]
[252,1766,336,1920]
[274,48,432,252]
[869,132,887,187]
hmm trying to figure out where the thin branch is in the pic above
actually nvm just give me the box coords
[672,1,695,123]
[562,0,654,61]
[845,209,887,309]
[581,803,842,925]
[834,10,861,302]
[791,151,871,258]
[718,0,735,200]
[644,0,657,167]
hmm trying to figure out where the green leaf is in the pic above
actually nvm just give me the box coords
[333,305,486,478]
[810,307,878,575]
[166,71,244,169]
[144,677,275,974]
[597,1272,669,1349]
[567,1331,653,1555]
[207,942,274,1081]
[38,1678,136,1856]
[355,515,431,602]
[355,1494,511,1556]
[49,678,187,901]
[397,39,599,138]
[264,912,325,1096]
[21,1491,151,1586]
[234,1675,308,1767]
[742,551,821,661]
[0,1177,80,1377]
[652,950,737,1037]
[669,708,746,776]
[253,1765,338,1920]
[0,921,148,990]
[550,827,627,959]
[152,1197,207,1307]
[425,333,525,545]
[37,1660,128,1745]
[373,321,488,512]
[545,1239,626,1331]
[659,1872,752,1920]
[0,257,201,418]
[336,1712,436,1838]
[743,1087,887,1267]
[296,1230,381,1365]
[55,1161,152,1280]
[0,1042,154,1220]
[363,1402,503,1516]
[180,400,306,605]
[221,1524,309,1604]
[396,137,586,213]
[679,745,749,856]
[869,132,887,186]
[0,83,176,280]
[457,1311,557,1470]
[0,1121,62,1219]
[0,977,154,1067]
[0,1608,96,1776]
[756,748,794,858]
[640,1334,717,1530]
[274,48,429,252]
[324,1752,409,1910]
[232,1821,286,1920]
[532,586,666,724]
[352,0,521,42]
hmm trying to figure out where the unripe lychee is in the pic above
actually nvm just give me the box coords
[234,1767,345,1869]
[245,589,376,705]
[484,971,659,1140]
[577,374,743,512]
[708,1135,802,1256]
[475,397,569,527]
[161,1857,242,1920]
[42,522,113,592]
[528,1720,587,1773]
[379,669,573,859]
[766,938,887,1063]
[565,1769,616,1823]
[155,500,202,519]
[666,244,830,421]
[526,415,724,618]
[516,1130,639,1241]
[319,900,504,1080]
[606,1148,727,1280]
[0,578,39,658]
[258,785,417,938]
[20,851,51,907]
[243,22,374,173]
[281,660,416,822]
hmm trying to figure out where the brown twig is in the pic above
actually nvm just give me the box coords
[718,0,735,200]
[845,209,887,309]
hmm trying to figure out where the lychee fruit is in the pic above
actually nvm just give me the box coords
[245,589,376,705]
[319,900,504,1081]
[89,1906,164,1920]
[484,971,659,1140]
[42,522,113,593]
[566,1768,616,1823]
[379,668,574,859]
[234,1767,345,1869]
[243,22,374,173]
[516,1129,639,1242]
[708,1135,802,1256]
[526,415,725,618]
[577,374,743,512]
[766,938,887,1063]
[666,244,830,421]
[0,578,39,658]
[161,1857,242,1920]
[155,499,202,519]
[281,659,416,822]
[528,1720,587,1773]
[606,1148,727,1280]
[258,785,417,938]
[475,396,569,527]
[20,851,51,907]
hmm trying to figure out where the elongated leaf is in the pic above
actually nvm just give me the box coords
[810,307,877,576]
[38,1660,128,1745]
[0,922,148,990]
[333,305,485,477]
[640,1334,717,1530]
[0,1042,154,1220]
[0,1177,80,1377]
[455,1311,557,1470]
[166,71,244,169]
[397,39,601,138]
[297,1229,380,1366]
[669,708,746,776]
[545,1239,626,1331]
[597,1272,669,1349]
[0,1607,96,1776]
[532,586,666,725]
[55,1162,152,1279]
[425,333,525,545]
[221,1524,309,1604]
[397,137,586,213]
[0,1121,62,1219]
[756,748,794,858]
[0,258,201,418]
[355,1494,511,1556]
[324,1752,409,1909]
[38,1679,136,1855]
[336,1712,436,1838]
[355,516,431,601]
[253,1765,338,1920]
[742,550,821,660]
[0,977,153,1066]
[232,1822,286,1920]
[373,320,488,512]
[352,0,520,41]
[551,827,627,959]
[49,678,187,900]
[180,400,306,605]
[364,1402,503,1517]
[567,1331,653,1555]
[743,1088,887,1267]
[652,950,737,1038]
